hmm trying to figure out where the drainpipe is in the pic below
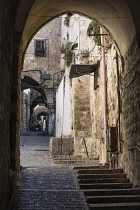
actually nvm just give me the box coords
[78,15,80,55]
[100,27,108,163]
[115,50,121,144]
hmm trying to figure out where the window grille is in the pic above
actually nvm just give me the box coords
[34,40,46,57]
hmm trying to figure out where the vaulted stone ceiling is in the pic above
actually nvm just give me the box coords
[15,0,140,57]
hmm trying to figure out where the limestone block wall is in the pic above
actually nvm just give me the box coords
[89,44,120,163]
[20,90,31,133]
[72,75,92,137]
[48,113,55,136]
[72,75,93,158]
[118,36,140,186]
[49,137,74,156]
[23,17,62,84]
[106,48,119,129]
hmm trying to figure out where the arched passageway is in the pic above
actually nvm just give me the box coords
[1,1,140,209]
[20,76,47,133]
[21,75,47,99]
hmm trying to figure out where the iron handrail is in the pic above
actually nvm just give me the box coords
[119,140,140,151]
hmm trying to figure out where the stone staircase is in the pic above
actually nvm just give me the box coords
[74,165,140,209]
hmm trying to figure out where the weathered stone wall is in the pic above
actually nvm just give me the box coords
[72,75,93,158]
[20,90,31,133]
[89,44,120,163]
[0,1,20,209]
[49,137,74,156]
[118,36,140,186]
[23,17,62,85]
[72,75,92,137]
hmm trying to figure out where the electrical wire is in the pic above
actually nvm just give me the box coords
[21,81,48,89]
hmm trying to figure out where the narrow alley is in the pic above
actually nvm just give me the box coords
[9,133,89,210]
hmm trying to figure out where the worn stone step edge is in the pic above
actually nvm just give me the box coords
[83,188,140,196]
[78,178,130,184]
[86,195,140,203]
[80,183,133,189]
[77,169,123,174]
[89,202,140,208]
[77,173,127,179]
[53,160,85,165]
[74,165,109,170]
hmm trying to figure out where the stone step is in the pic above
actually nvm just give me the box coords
[80,183,133,189]
[78,178,129,184]
[74,165,109,170]
[53,155,83,160]
[53,160,85,165]
[53,158,100,165]
[77,169,123,175]
[83,188,140,196]
[74,166,140,209]
[89,202,140,209]
[77,173,126,179]
[87,195,140,204]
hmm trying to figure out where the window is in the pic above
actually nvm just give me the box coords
[34,39,46,57]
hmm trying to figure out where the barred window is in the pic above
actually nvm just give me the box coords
[34,40,46,57]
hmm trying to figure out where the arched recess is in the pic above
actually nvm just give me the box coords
[15,0,138,59]
[37,112,48,120]
[21,76,46,100]
[29,96,48,130]
[21,76,47,131]
[30,96,47,114]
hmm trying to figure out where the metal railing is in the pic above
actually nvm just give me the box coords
[119,140,140,151]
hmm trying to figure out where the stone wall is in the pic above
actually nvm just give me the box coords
[20,90,31,133]
[118,36,140,186]
[89,43,120,163]
[23,17,62,84]
[49,137,74,156]
[0,1,20,209]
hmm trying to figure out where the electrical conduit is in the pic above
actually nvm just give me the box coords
[100,27,108,163]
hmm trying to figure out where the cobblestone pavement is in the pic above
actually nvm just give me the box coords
[10,132,89,210]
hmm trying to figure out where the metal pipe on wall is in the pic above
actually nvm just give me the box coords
[100,27,108,163]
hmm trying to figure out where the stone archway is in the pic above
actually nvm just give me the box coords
[1,1,140,209]
[31,103,49,131]
[14,0,140,189]
[15,0,138,59]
